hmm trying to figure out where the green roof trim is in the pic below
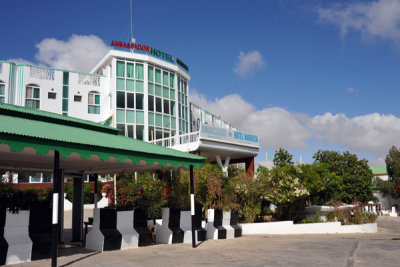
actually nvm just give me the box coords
[0,103,205,169]
[370,166,387,175]
[0,103,119,135]
[100,115,113,126]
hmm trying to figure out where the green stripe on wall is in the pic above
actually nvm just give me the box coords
[17,66,24,105]
[8,63,15,104]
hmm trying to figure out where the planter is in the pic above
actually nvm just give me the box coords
[0,208,6,266]
[156,207,206,244]
[116,210,138,249]
[239,221,378,235]
[230,211,242,238]
[86,207,152,251]
[28,206,52,261]
[133,208,152,247]
[0,207,52,265]
[85,208,122,251]
[4,210,32,265]
[206,209,241,240]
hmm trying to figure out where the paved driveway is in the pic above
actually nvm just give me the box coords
[15,217,400,267]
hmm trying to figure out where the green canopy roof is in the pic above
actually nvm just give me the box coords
[0,103,205,174]
[370,166,387,175]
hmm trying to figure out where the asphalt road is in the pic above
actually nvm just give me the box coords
[15,217,400,267]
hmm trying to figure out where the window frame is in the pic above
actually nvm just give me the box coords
[25,84,40,109]
[88,91,101,114]
[0,80,5,103]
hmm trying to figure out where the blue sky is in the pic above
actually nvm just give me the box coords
[2,0,400,167]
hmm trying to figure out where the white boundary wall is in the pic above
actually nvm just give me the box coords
[240,221,377,235]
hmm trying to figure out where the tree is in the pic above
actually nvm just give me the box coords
[273,148,294,167]
[312,150,374,203]
[381,146,400,199]
[258,165,309,220]
[229,170,260,222]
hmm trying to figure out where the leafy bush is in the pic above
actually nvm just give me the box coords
[110,173,173,219]
[299,216,324,224]
[326,202,377,225]
[19,187,52,209]
[229,171,261,222]
[298,211,323,224]
[65,182,102,204]
[0,181,52,213]
[258,165,309,221]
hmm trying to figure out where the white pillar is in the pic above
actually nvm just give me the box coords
[216,155,230,176]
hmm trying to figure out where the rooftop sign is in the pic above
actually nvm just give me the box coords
[111,40,189,72]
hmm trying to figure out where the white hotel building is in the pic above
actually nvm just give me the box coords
[0,46,259,177]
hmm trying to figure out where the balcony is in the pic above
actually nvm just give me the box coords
[153,124,259,162]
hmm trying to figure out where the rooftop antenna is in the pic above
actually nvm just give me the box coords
[130,0,136,51]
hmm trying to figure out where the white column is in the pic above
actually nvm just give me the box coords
[216,155,230,176]
[143,62,149,142]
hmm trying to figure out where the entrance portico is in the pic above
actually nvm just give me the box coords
[0,103,205,266]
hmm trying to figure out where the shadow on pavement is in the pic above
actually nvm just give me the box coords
[59,249,101,267]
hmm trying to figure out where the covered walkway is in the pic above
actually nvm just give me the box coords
[0,103,205,266]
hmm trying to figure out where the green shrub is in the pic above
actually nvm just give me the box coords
[65,182,102,204]
[327,209,350,224]
[19,187,52,209]
[298,211,323,224]
[110,174,172,219]
[0,182,52,213]
[327,203,377,225]
[241,204,261,223]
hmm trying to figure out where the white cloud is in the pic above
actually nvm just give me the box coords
[316,0,400,47]
[8,58,34,65]
[307,112,400,153]
[35,34,109,72]
[191,92,400,156]
[191,93,254,125]
[233,50,265,78]
[368,157,386,167]
[190,92,310,149]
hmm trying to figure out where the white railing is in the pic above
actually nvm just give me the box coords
[199,124,259,146]
[153,124,259,148]
[29,66,55,80]
[78,74,100,86]
[154,131,199,147]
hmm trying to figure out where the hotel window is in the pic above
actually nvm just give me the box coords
[127,93,134,109]
[0,81,5,103]
[136,94,144,110]
[25,84,40,109]
[117,91,125,108]
[155,69,161,84]
[62,72,69,115]
[136,64,144,80]
[117,61,125,77]
[148,66,154,82]
[88,91,100,114]
[127,63,134,78]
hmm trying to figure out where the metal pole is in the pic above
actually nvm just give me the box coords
[58,169,64,246]
[94,174,98,209]
[113,174,117,205]
[52,151,60,267]
[189,165,196,248]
